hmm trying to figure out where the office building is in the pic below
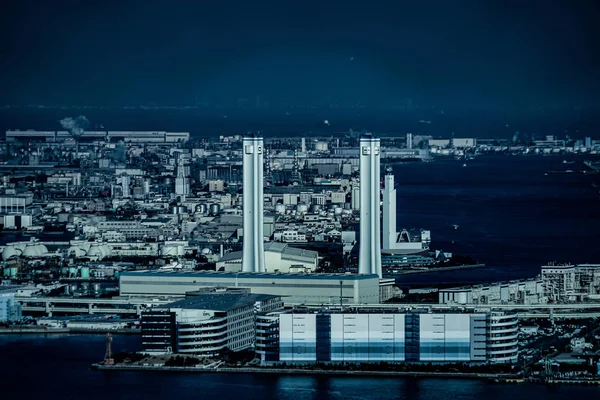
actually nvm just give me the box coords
[242,133,265,273]
[0,287,21,322]
[541,263,600,302]
[359,134,382,278]
[141,292,283,356]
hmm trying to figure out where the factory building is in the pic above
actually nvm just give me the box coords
[217,242,318,273]
[358,134,382,278]
[119,271,381,304]
[242,133,266,273]
[438,278,546,305]
[256,308,518,364]
[141,292,283,356]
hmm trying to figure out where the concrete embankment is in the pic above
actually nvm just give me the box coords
[0,327,139,335]
[91,363,513,381]
[387,264,485,276]
[0,328,70,334]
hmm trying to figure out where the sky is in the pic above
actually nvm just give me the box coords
[1,0,599,108]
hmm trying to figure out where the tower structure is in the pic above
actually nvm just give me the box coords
[242,133,266,273]
[290,148,301,183]
[382,172,396,251]
[175,155,190,198]
[358,133,382,278]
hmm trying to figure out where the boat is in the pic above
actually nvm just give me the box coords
[562,160,575,164]
[452,225,459,230]
[462,163,467,168]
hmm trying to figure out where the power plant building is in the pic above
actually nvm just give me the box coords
[358,134,382,278]
[120,271,381,304]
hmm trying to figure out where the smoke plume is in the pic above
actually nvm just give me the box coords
[59,116,90,138]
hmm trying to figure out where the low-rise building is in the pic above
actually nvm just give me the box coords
[256,307,518,365]
[438,278,546,305]
[120,271,381,304]
[216,242,318,273]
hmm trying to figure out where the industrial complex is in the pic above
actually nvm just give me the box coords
[1,125,600,376]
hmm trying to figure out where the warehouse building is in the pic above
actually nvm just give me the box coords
[256,308,518,365]
[217,242,319,273]
[120,270,381,304]
[141,292,283,356]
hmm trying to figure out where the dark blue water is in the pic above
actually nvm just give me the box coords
[1,334,598,399]
[393,154,600,286]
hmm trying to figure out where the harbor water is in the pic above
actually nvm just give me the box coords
[1,334,599,399]
[392,154,600,286]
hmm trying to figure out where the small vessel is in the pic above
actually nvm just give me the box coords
[462,163,467,168]
[452,225,459,230]
[562,160,575,164]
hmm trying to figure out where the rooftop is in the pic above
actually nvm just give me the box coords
[160,293,279,312]
[121,270,378,281]
[217,242,318,263]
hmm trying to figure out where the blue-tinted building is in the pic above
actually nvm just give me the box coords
[256,308,518,364]
[0,288,21,322]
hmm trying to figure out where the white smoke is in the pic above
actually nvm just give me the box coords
[60,115,90,138]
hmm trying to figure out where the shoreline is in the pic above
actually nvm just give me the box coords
[0,327,140,335]
[386,263,485,276]
[91,363,514,381]
[90,364,600,385]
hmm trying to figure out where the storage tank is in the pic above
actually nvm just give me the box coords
[334,207,343,215]
[61,267,69,276]
[275,204,286,215]
[195,204,208,215]
[209,204,221,215]
[8,267,17,277]
[310,204,322,213]
[68,267,77,277]
[2,267,10,277]
[143,179,150,194]
[80,266,90,279]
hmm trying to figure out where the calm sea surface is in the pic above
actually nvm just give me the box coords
[1,334,599,399]
[392,154,600,286]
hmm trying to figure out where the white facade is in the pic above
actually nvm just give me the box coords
[119,271,381,304]
[359,134,382,278]
[262,309,516,365]
[382,174,396,251]
[242,134,265,273]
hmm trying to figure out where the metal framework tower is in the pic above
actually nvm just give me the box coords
[358,133,382,278]
[242,133,266,273]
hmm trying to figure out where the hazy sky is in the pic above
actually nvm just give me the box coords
[1,0,599,107]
